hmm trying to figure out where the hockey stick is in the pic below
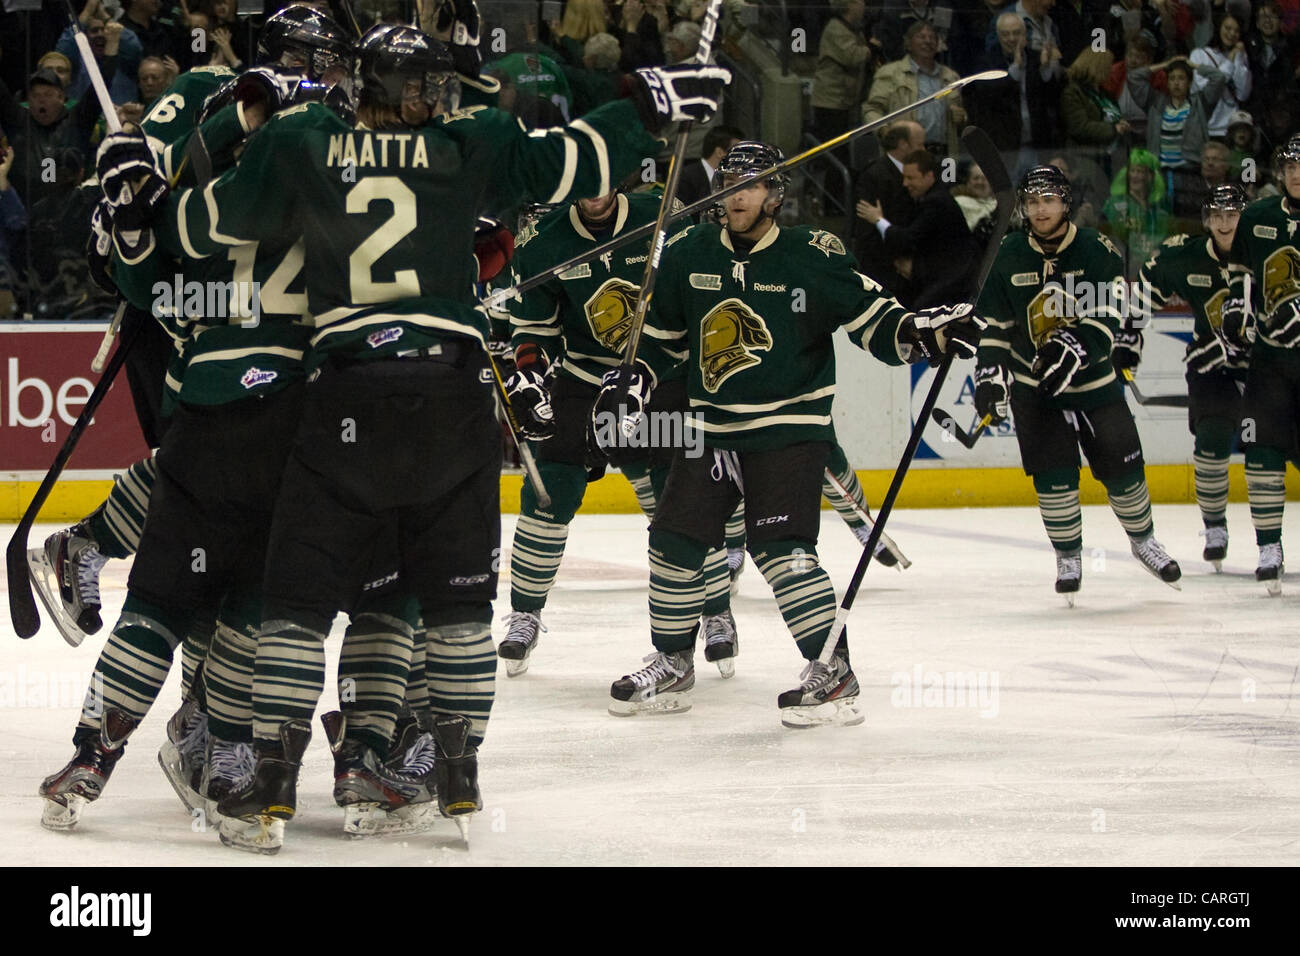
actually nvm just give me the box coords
[485,351,552,510]
[930,407,992,448]
[816,126,1014,668]
[1122,368,1189,408]
[8,318,145,639]
[821,467,911,569]
[483,69,1007,313]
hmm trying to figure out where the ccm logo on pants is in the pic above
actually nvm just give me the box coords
[755,515,789,527]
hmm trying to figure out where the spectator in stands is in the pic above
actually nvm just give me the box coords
[1053,0,1111,67]
[1106,0,1176,60]
[565,33,624,116]
[136,55,170,112]
[1225,109,1260,181]
[678,124,744,214]
[0,67,105,209]
[1170,139,1235,222]
[1189,11,1252,139]
[1106,29,1160,142]
[1102,147,1172,276]
[1131,56,1223,183]
[856,147,977,307]
[552,0,609,66]
[812,0,875,143]
[36,53,74,93]
[28,147,102,315]
[952,0,1011,77]
[0,143,26,315]
[1047,151,1108,227]
[486,50,573,122]
[119,0,182,61]
[663,19,701,63]
[863,21,965,155]
[206,0,252,69]
[853,120,924,292]
[1061,48,1130,175]
[57,8,139,104]
[1017,0,1065,61]
[872,0,957,64]
[1188,0,1253,49]
[1245,2,1297,119]
[952,161,999,245]
[611,0,665,70]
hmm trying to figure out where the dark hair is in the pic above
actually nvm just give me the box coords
[1209,10,1241,52]
[902,148,937,176]
[881,123,913,151]
[1165,58,1193,82]
[701,125,744,159]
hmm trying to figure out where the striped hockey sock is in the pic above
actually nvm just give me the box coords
[822,443,867,530]
[425,620,496,749]
[509,515,570,612]
[724,500,746,552]
[1033,471,1083,552]
[339,612,415,754]
[1105,472,1155,539]
[701,546,730,616]
[1246,447,1287,546]
[1193,452,1230,527]
[203,621,257,742]
[648,530,707,653]
[753,542,838,661]
[179,619,214,701]
[86,456,157,559]
[251,622,327,742]
[404,630,428,713]
[623,463,658,520]
[77,595,183,731]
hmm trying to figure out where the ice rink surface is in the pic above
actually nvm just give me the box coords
[1,504,1297,867]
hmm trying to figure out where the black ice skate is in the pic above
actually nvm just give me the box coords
[1055,549,1082,607]
[200,736,255,823]
[321,711,437,836]
[702,610,739,679]
[1130,535,1182,589]
[28,522,108,647]
[777,647,864,729]
[1256,542,1284,596]
[157,696,208,814]
[608,649,695,716]
[498,610,544,678]
[853,523,905,569]
[39,709,138,830]
[430,714,481,844]
[1201,525,1229,572]
[216,720,311,855]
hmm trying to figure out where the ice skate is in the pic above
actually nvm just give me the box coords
[27,522,108,647]
[727,548,745,595]
[1130,535,1182,590]
[1200,525,1228,572]
[498,610,544,677]
[608,649,694,716]
[216,720,310,855]
[1256,542,1284,596]
[321,711,437,837]
[853,524,901,569]
[157,697,208,814]
[777,647,863,729]
[430,714,481,845]
[39,709,137,830]
[702,610,739,678]
[200,736,254,824]
[1055,549,1082,607]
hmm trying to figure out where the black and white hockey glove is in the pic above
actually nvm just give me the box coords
[1185,333,1228,374]
[96,130,169,232]
[902,303,986,365]
[1220,295,1255,351]
[1032,328,1088,397]
[632,64,731,135]
[1111,328,1143,373]
[86,199,116,295]
[590,364,654,464]
[504,345,555,440]
[973,364,1011,425]
[1265,298,1300,347]
[432,0,483,78]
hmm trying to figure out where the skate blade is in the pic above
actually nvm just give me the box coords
[503,657,530,678]
[1063,593,1075,608]
[217,815,284,854]
[715,658,735,679]
[1211,560,1223,573]
[27,548,91,648]
[780,698,864,729]
[1265,579,1282,597]
[608,692,692,717]
[343,802,438,837]
[40,794,86,831]
[157,748,203,815]
[1164,578,1183,591]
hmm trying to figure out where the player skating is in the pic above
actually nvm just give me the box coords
[975,165,1181,604]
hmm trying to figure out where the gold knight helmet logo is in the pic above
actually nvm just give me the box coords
[584,277,640,352]
[1262,246,1300,315]
[1026,284,1073,348]
[1204,287,1229,331]
[700,298,772,392]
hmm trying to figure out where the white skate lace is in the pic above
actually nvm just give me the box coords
[726,548,745,572]
[702,613,735,647]
[1200,527,1229,550]
[797,659,835,693]
[396,733,436,778]
[74,545,107,606]
[1132,536,1171,569]
[628,652,686,687]
[1056,552,1082,579]
[504,611,544,644]
[177,711,208,758]
[1259,542,1283,568]
[210,742,255,786]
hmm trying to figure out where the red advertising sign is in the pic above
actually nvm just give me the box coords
[0,323,150,474]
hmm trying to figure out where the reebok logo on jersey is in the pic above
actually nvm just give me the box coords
[366,326,404,348]
[753,282,787,292]
[240,367,278,389]
[1255,225,1279,240]
[690,273,722,290]
[755,514,789,526]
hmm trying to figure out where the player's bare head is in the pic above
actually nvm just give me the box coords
[1202,183,1246,250]
[258,4,354,83]
[355,24,458,129]
[1275,134,1300,200]
[576,190,620,227]
[1018,165,1071,239]
[716,141,787,235]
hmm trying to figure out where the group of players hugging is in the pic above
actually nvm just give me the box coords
[25,1,1300,855]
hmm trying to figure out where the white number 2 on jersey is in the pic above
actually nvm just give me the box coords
[346,177,419,304]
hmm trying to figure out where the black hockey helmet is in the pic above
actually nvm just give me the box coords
[257,5,354,81]
[716,141,790,199]
[355,24,458,115]
[1274,133,1300,178]
[1017,164,1073,226]
[1202,183,1247,219]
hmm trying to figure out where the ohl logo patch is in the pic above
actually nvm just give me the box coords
[584,277,640,353]
[1262,246,1300,315]
[699,298,772,393]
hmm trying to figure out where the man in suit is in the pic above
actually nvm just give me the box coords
[852,119,923,296]
[678,124,744,218]
[856,147,978,307]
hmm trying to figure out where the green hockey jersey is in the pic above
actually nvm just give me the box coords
[977,223,1126,409]
[141,65,237,185]
[1227,194,1300,358]
[167,98,664,368]
[509,191,688,386]
[642,222,911,451]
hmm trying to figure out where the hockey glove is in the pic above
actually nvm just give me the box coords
[96,130,169,232]
[431,0,483,78]
[1265,298,1300,347]
[86,200,117,296]
[233,66,300,118]
[1185,333,1228,374]
[504,370,555,441]
[589,364,654,465]
[973,364,1011,425]
[1032,328,1088,397]
[903,303,986,365]
[1220,295,1255,351]
[631,64,731,135]
[474,216,515,283]
[1111,328,1143,373]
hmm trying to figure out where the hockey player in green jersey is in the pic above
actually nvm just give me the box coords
[159,21,726,847]
[499,186,744,678]
[1133,184,1250,572]
[1222,134,1300,594]
[975,165,1181,603]
[594,141,984,726]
